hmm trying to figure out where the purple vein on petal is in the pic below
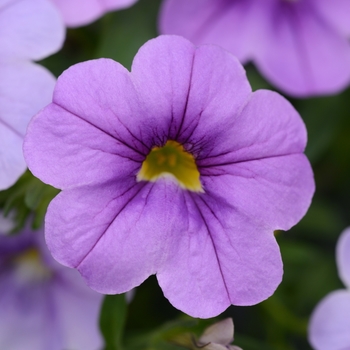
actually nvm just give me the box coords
[75,182,148,268]
[174,53,196,141]
[188,191,233,304]
[110,110,150,153]
[54,103,147,157]
[198,152,302,172]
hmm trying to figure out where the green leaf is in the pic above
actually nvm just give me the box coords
[100,294,128,350]
[0,171,59,232]
[124,317,199,350]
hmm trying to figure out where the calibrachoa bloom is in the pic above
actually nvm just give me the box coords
[194,318,242,350]
[0,0,65,190]
[24,35,314,318]
[0,223,103,350]
[50,0,138,27]
[159,0,350,97]
[308,227,350,350]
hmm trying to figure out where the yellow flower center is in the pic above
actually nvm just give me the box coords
[137,140,203,192]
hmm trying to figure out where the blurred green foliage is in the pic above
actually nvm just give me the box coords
[0,170,59,232]
[100,294,128,350]
[1,0,350,349]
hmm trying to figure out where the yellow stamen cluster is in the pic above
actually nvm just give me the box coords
[137,140,203,192]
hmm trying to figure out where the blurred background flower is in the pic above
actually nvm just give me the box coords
[308,227,350,350]
[159,0,350,97]
[0,217,103,350]
[0,0,65,190]
[194,318,242,350]
[50,0,139,27]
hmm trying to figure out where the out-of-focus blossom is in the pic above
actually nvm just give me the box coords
[0,0,65,190]
[0,62,57,190]
[308,227,350,350]
[0,221,103,350]
[0,212,15,234]
[50,0,138,27]
[159,0,350,97]
[0,0,64,61]
[194,318,242,350]
[24,35,314,318]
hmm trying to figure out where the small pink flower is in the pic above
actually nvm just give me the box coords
[51,0,139,27]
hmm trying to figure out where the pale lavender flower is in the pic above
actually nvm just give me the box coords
[159,0,350,97]
[50,0,138,27]
[24,35,314,318]
[0,224,103,350]
[0,0,65,190]
[0,0,64,61]
[308,227,350,350]
[195,318,242,350]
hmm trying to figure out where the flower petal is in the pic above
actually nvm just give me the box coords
[159,0,263,63]
[132,36,251,148]
[336,227,350,289]
[51,0,138,27]
[201,344,227,350]
[0,0,64,60]
[174,43,252,151]
[193,88,306,166]
[160,1,350,97]
[201,155,313,232]
[308,290,350,350]
[0,237,103,350]
[24,59,146,190]
[52,58,145,151]
[0,62,56,137]
[312,0,350,36]
[0,271,51,350]
[45,179,187,294]
[131,35,197,143]
[0,125,24,191]
[0,62,56,190]
[50,270,103,350]
[199,318,234,345]
[24,104,142,190]
[196,90,314,230]
[255,2,350,97]
[157,191,282,318]
[51,0,101,27]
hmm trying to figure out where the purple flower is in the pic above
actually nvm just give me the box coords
[159,0,350,97]
[0,223,103,350]
[308,227,350,350]
[24,35,314,318]
[50,0,138,27]
[0,0,65,190]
